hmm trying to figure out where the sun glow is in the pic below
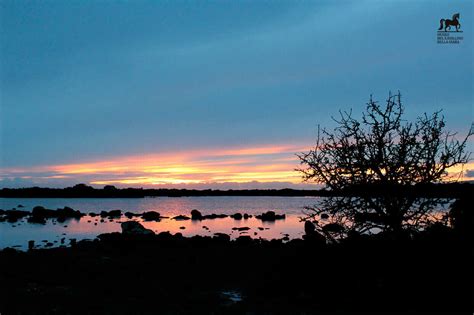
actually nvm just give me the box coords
[1,143,472,188]
[0,143,311,187]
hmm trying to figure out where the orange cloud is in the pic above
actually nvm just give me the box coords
[2,142,471,188]
[0,143,311,187]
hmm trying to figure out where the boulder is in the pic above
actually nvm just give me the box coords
[191,209,203,220]
[141,211,161,221]
[256,211,286,221]
[124,212,136,219]
[231,213,243,220]
[121,221,154,235]
[27,216,46,224]
[32,206,55,218]
[107,210,122,218]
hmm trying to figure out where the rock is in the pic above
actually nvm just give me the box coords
[256,211,286,221]
[243,213,252,219]
[121,221,154,235]
[231,213,243,220]
[202,214,228,219]
[191,209,203,220]
[108,210,122,218]
[172,215,190,221]
[70,239,77,246]
[28,240,35,250]
[27,216,46,224]
[56,206,83,220]
[17,204,24,208]
[124,212,135,219]
[32,206,54,218]
[232,227,251,231]
[142,211,161,221]
[179,226,186,230]
[5,210,29,223]
[257,227,265,231]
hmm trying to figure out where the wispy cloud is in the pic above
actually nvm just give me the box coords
[0,143,313,188]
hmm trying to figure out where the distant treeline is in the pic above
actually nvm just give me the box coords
[0,182,472,198]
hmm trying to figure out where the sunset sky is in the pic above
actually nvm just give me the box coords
[1,0,472,189]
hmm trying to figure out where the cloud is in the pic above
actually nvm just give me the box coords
[0,142,312,188]
[465,169,474,178]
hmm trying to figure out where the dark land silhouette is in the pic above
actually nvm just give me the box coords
[1,182,472,198]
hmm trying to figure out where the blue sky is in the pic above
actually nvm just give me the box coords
[0,0,472,188]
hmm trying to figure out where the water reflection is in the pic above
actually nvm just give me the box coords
[1,196,313,249]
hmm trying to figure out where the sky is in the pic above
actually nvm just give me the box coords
[0,0,473,189]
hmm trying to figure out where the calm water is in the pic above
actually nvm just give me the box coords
[0,196,321,249]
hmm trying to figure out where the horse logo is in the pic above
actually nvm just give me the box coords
[438,13,461,32]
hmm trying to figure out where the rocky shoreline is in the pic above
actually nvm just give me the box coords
[1,218,471,314]
[0,198,471,314]
[0,206,285,225]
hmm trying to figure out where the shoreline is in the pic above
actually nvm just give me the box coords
[1,225,470,314]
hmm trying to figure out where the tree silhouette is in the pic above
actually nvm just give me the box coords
[298,92,472,239]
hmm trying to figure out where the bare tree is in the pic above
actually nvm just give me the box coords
[298,92,472,238]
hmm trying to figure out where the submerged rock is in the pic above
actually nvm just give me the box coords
[172,215,190,221]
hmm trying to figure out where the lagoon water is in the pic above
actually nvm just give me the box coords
[0,196,322,249]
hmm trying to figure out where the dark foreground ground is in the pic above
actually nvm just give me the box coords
[0,224,472,315]
[0,196,472,314]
